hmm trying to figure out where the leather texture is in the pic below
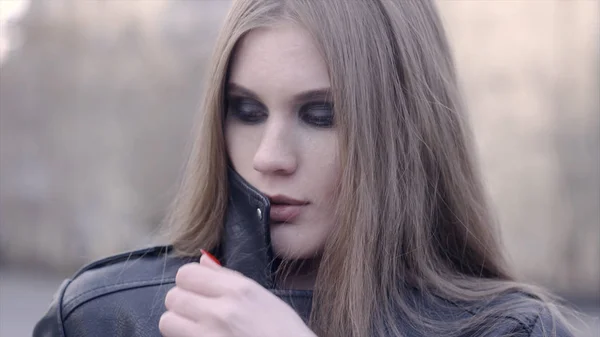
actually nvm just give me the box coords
[33,168,571,337]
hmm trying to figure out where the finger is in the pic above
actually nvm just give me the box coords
[200,249,221,268]
[158,311,198,337]
[165,287,207,322]
[199,253,221,270]
[176,262,254,297]
[175,263,231,297]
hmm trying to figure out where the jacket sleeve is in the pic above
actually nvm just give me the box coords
[32,279,70,337]
[528,306,574,337]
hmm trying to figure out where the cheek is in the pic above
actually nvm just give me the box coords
[300,132,340,240]
[308,133,340,195]
[224,122,258,173]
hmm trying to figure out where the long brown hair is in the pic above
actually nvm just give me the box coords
[167,0,575,336]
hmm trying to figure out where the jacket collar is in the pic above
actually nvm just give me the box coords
[218,167,275,288]
[219,168,313,320]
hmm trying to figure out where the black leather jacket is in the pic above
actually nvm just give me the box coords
[33,170,571,337]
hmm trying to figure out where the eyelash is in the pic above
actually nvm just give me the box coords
[227,98,266,124]
[227,97,335,128]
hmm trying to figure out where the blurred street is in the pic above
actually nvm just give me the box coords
[0,267,598,337]
[0,268,65,336]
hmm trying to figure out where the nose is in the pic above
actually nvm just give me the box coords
[252,119,297,175]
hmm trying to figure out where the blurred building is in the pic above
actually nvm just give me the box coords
[0,0,598,303]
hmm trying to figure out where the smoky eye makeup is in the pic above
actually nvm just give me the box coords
[227,96,335,128]
[226,95,268,124]
[225,82,335,128]
[299,101,334,128]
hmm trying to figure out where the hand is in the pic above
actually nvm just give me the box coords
[159,253,316,337]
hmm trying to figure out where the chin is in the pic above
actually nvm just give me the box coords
[269,225,323,260]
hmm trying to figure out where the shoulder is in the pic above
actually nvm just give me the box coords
[62,245,190,311]
[33,245,198,337]
[458,291,574,337]
[409,289,574,337]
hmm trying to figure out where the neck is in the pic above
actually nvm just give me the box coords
[273,256,320,290]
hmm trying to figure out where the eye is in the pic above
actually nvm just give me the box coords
[227,97,267,124]
[300,102,334,128]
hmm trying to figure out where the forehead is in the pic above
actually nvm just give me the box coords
[228,24,330,92]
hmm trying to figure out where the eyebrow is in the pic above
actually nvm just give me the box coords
[227,82,332,103]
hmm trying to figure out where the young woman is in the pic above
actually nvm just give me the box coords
[34,0,576,336]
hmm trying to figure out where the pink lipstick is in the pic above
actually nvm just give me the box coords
[267,194,308,224]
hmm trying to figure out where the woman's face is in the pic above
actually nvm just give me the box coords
[225,24,340,259]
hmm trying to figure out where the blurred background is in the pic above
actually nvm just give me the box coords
[0,0,598,335]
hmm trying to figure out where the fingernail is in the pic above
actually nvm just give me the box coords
[200,249,221,266]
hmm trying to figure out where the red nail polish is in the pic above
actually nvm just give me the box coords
[200,249,221,266]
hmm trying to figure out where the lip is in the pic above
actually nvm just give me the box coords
[267,194,308,206]
[267,194,309,224]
